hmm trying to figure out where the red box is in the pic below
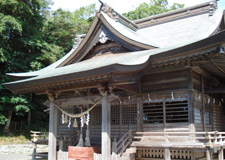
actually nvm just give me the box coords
[68,146,99,160]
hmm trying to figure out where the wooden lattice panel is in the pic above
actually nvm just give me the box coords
[213,104,222,131]
[122,101,137,125]
[143,102,164,124]
[111,102,120,125]
[91,105,102,125]
[165,100,188,123]
[91,99,137,126]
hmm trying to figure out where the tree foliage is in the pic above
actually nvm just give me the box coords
[0,0,96,131]
[44,4,96,54]
[0,0,51,127]
[0,0,183,132]
[123,0,184,20]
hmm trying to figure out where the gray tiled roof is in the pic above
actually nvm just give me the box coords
[3,2,225,91]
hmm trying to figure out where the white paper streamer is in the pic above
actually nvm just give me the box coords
[67,117,71,128]
[86,112,90,125]
[62,113,65,124]
[80,116,84,128]
[148,94,151,103]
[198,95,201,101]
[171,92,174,100]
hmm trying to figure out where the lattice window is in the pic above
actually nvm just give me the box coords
[204,112,210,125]
[143,100,188,124]
[122,102,137,125]
[111,103,120,125]
[143,102,164,124]
[194,108,202,124]
[165,100,188,123]
[213,104,222,130]
[91,105,102,125]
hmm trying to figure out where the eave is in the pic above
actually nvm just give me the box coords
[3,30,225,95]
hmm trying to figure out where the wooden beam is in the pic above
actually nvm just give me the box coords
[192,66,220,86]
[205,87,225,94]
[48,100,58,160]
[101,95,111,159]
[43,95,102,107]
[147,65,186,75]
[114,83,139,94]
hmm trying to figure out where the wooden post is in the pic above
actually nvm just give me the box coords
[102,95,111,160]
[137,97,143,132]
[163,101,166,129]
[206,148,212,160]
[112,137,117,154]
[48,97,58,160]
[201,76,206,131]
[59,140,63,151]
[164,148,171,160]
[218,147,224,160]
[32,144,37,160]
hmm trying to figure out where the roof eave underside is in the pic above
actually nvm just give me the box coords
[3,30,225,93]
[6,11,159,80]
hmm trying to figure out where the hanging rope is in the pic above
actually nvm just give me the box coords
[53,98,102,118]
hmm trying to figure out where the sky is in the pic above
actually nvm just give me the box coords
[50,0,225,13]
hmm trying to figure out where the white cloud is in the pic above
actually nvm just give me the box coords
[50,0,213,13]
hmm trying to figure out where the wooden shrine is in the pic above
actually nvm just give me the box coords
[3,1,225,160]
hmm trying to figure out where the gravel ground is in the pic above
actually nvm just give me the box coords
[0,143,48,160]
[0,153,32,160]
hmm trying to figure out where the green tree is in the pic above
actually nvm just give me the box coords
[0,0,52,132]
[44,4,96,54]
[0,1,96,133]
[123,0,184,20]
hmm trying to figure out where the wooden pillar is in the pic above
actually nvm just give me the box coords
[201,76,206,131]
[102,95,111,160]
[164,148,171,160]
[48,98,58,160]
[218,147,224,160]
[206,149,212,160]
[189,92,196,142]
[32,144,37,160]
[137,97,143,132]
[163,101,166,130]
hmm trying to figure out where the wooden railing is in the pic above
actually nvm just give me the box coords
[30,131,48,160]
[205,131,225,147]
[30,131,48,144]
[112,129,133,155]
[134,131,225,148]
[93,153,119,160]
